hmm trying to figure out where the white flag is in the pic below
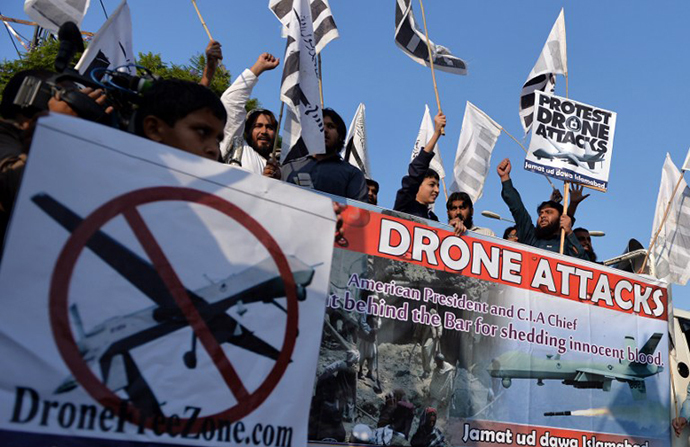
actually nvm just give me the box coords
[411,105,445,179]
[279,0,325,163]
[649,154,690,285]
[75,0,134,76]
[519,8,567,135]
[24,0,90,33]
[344,103,370,178]
[450,102,501,203]
[269,0,339,54]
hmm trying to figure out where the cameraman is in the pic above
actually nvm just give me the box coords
[0,70,111,263]
[0,70,55,161]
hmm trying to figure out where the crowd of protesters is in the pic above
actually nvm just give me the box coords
[0,37,614,268]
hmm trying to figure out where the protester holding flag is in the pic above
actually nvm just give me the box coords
[393,112,445,221]
[218,52,280,173]
[496,158,587,259]
[199,40,223,88]
[280,109,367,201]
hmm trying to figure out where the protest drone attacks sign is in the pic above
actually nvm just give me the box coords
[312,203,669,447]
[0,114,336,447]
[525,91,617,191]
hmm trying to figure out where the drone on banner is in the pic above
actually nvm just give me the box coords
[487,333,663,400]
[32,193,314,416]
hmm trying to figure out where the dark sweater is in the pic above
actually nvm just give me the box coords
[281,154,368,202]
[394,150,439,221]
[501,179,587,259]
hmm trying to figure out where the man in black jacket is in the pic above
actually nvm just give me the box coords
[496,158,587,259]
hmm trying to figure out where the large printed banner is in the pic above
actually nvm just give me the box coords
[311,205,669,447]
[525,92,617,191]
[0,115,336,446]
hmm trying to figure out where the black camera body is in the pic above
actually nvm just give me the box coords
[11,21,158,130]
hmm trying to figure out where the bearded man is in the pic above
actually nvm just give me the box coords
[496,158,587,259]
[446,191,494,237]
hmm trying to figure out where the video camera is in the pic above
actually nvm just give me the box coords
[11,21,158,130]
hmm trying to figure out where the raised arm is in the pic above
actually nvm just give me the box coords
[219,53,280,158]
[199,40,222,87]
[423,112,445,154]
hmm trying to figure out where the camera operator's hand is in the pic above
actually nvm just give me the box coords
[200,40,222,87]
[48,88,113,117]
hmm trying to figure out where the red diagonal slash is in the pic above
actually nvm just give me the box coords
[123,207,250,401]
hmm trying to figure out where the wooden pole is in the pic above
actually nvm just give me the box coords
[318,54,324,108]
[418,0,444,136]
[270,102,285,162]
[418,0,447,203]
[559,182,570,254]
[640,173,685,274]
[191,0,213,41]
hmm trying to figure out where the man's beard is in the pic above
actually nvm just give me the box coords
[250,139,273,160]
[462,215,474,230]
[534,220,559,239]
[586,248,597,262]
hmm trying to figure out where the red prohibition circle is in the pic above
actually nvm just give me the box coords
[49,186,299,433]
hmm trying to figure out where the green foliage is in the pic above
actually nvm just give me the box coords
[0,39,261,112]
[136,51,230,97]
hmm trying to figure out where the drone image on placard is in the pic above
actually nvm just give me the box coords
[33,193,314,416]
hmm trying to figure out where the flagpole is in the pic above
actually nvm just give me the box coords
[560,69,571,255]
[318,54,324,108]
[271,102,285,162]
[640,173,686,274]
[559,182,570,254]
[500,127,557,190]
[565,72,569,99]
[418,0,447,202]
[191,0,213,41]
[418,0,444,136]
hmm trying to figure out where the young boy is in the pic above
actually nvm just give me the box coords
[393,112,445,221]
[135,79,227,160]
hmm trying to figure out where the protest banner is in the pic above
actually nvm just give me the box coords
[0,114,336,446]
[525,91,617,191]
[310,204,669,447]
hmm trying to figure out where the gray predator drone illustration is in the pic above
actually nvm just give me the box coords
[487,333,663,400]
[532,135,605,171]
[32,193,315,416]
